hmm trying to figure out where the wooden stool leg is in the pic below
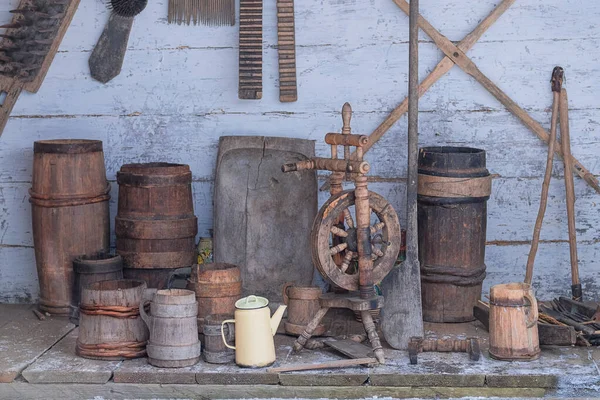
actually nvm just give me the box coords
[361,310,385,364]
[293,307,329,352]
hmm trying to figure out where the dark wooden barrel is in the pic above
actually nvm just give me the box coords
[203,314,235,364]
[70,252,123,325]
[140,289,201,368]
[76,279,150,360]
[116,163,198,289]
[417,147,491,322]
[282,283,325,336]
[187,263,242,333]
[30,140,110,315]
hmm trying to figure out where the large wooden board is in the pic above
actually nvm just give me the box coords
[213,136,317,302]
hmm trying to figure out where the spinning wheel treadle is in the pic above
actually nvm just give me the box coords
[312,190,401,291]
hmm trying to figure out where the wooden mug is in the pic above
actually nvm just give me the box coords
[489,282,540,361]
[282,283,326,336]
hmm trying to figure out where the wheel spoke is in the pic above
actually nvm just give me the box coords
[370,222,385,234]
[330,226,348,238]
[340,251,353,273]
[343,209,355,229]
[329,243,347,255]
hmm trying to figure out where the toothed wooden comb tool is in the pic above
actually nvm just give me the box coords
[0,0,80,138]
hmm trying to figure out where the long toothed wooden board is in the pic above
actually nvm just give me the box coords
[276,0,297,102]
[0,0,80,138]
[238,0,262,100]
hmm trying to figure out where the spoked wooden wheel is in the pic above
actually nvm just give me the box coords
[311,190,401,291]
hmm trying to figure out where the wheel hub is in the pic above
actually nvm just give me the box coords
[343,227,358,252]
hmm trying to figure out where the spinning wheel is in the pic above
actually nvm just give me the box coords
[312,190,401,291]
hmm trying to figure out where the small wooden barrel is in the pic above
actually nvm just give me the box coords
[70,252,123,325]
[116,163,198,289]
[282,283,325,336]
[187,263,242,333]
[418,147,491,322]
[141,289,201,368]
[30,139,110,315]
[203,314,235,364]
[77,279,150,360]
[489,282,540,360]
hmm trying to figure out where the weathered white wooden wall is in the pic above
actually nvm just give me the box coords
[0,0,598,303]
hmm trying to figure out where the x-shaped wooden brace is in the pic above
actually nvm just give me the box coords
[321,0,600,194]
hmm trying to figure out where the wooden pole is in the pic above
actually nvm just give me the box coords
[559,89,581,300]
[525,67,563,285]
[393,0,600,194]
[381,0,423,350]
[266,357,376,373]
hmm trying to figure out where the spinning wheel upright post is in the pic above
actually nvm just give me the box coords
[281,103,401,364]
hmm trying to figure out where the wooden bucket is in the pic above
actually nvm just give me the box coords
[70,252,123,325]
[116,163,198,289]
[203,314,235,364]
[30,139,110,315]
[140,289,201,368]
[489,282,540,361]
[282,283,325,336]
[417,146,491,322]
[187,263,242,333]
[76,279,151,360]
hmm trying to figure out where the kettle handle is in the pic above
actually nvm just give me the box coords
[282,282,294,305]
[221,319,236,350]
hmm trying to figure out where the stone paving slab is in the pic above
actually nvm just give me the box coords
[278,372,369,386]
[114,358,197,384]
[22,329,120,384]
[0,311,74,383]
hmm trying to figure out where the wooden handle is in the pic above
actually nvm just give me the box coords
[342,103,352,134]
[267,357,376,373]
[0,80,23,138]
[559,89,580,293]
[525,73,561,285]
[89,13,135,84]
[282,282,293,305]
[523,292,538,328]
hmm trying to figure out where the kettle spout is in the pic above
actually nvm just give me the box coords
[270,305,287,336]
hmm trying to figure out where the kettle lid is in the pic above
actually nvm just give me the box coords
[235,295,269,309]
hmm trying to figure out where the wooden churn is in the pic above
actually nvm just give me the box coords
[203,314,235,364]
[30,139,110,315]
[187,263,242,333]
[282,283,325,336]
[70,252,123,325]
[77,279,152,360]
[140,289,201,368]
[489,282,540,361]
[417,146,491,322]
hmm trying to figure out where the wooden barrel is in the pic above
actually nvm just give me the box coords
[76,279,150,360]
[417,147,491,323]
[141,289,201,368]
[282,283,325,336]
[30,139,110,315]
[203,314,235,364]
[116,163,198,289]
[187,263,242,333]
[489,282,540,360]
[70,252,123,325]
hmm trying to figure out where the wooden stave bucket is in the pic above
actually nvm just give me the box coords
[76,279,150,360]
[417,146,491,323]
[70,252,123,325]
[115,163,198,289]
[489,282,540,361]
[30,139,111,315]
[203,314,235,364]
[141,288,201,368]
[282,283,325,336]
[187,263,242,333]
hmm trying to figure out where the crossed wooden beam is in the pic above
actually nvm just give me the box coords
[321,0,600,194]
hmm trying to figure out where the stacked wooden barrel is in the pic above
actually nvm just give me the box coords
[116,163,197,289]
[417,147,491,322]
[30,140,110,315]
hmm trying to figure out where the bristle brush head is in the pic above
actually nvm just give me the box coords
[106,0,148,18]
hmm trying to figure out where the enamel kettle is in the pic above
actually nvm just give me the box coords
[221,295,286,367]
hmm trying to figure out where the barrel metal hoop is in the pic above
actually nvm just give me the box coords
[418,174,492,199]
[421,264,487,286]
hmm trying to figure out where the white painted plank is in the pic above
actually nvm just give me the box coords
[0,247,38,304]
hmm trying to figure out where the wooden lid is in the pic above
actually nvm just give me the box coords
[34,139,103,154]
